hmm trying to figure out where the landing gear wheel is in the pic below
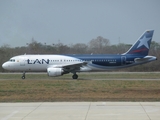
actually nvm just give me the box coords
[22,72,26,79]
[72,74,78,79]
[22,76,25,79]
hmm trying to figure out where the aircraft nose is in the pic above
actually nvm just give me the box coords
[2,62,9,70]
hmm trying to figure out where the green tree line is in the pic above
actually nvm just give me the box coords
[0,37,159,72]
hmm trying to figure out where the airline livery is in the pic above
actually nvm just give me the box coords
[2,30,157,79]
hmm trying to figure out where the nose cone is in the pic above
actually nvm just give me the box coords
[2,62,9,70]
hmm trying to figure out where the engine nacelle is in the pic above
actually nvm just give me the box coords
[47,68,64,77]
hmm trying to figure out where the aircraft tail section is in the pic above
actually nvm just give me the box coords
[123,30,154,56]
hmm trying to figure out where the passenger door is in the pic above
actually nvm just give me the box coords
[20,58,25,66]
[121,56,126,65]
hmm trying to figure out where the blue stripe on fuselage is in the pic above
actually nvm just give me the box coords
[63,54,145,67]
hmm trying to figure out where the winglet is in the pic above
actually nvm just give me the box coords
[123,30,154,56]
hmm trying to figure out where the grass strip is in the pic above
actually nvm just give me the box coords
[0,79,160,102]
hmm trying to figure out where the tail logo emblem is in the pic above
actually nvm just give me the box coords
[137,35,151,49]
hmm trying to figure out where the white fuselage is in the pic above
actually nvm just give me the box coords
[2,55,93,72]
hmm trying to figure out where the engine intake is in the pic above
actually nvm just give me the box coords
[47,68,64,77]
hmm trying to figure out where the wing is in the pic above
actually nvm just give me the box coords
[48,61,88,72]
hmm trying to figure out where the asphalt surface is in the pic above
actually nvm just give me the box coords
[0,102,160,120]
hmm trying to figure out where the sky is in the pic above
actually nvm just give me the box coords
[0,0,160,47]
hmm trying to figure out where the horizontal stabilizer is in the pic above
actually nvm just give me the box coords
[134,56,157,63]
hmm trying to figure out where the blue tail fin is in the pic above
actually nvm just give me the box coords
[123,30,154,56]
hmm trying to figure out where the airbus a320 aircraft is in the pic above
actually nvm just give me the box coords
[2,30,157,79]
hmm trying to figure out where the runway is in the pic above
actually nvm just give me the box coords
[0,72,160,81]
[0,102,160,120]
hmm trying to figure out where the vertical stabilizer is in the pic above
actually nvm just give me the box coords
[123,30,154,56]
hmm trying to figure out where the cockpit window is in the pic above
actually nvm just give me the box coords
[9,59,15,62]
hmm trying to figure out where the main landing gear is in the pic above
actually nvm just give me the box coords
[72,74,78,79]
[21,72,78,79]
[22,72,26,79]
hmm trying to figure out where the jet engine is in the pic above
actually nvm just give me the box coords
[47,68,64,77]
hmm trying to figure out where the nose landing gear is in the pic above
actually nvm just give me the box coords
[22,72,26,79]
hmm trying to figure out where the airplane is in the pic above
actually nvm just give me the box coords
[2,30,157,79]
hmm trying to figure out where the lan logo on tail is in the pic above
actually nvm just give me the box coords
[124,30,153,56]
